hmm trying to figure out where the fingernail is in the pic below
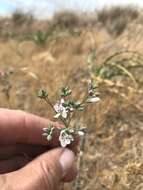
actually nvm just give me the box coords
[59,149,75,176]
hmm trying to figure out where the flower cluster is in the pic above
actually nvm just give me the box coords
[38,89,48,99]
[42,124,55,141]
[59,129,74,147]
[38,81,100,147]
[87,80,100,103]
[53,99,85,119]
[43,125,86,147]
[54,98,68,119]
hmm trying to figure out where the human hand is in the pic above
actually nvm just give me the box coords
[0,109,77,190]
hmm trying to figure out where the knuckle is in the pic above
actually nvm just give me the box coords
[39,160,59,190]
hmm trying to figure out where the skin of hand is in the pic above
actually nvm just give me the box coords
[0,109,77,190]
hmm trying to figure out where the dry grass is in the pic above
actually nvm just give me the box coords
[0,6,143,190]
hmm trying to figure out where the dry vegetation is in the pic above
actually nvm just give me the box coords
[0,6,143,190]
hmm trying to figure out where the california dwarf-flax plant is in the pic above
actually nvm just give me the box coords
[38,80,100,148]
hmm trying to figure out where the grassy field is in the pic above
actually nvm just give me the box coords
[0,6,143,190]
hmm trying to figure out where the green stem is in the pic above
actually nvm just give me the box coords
[67,112,71,127]
[68,95,89,127]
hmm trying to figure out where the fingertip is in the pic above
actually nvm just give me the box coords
[63,164,78,182]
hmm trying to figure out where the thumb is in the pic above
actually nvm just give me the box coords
[2,148,76,190]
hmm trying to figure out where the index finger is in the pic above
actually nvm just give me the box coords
[0,109,62,145]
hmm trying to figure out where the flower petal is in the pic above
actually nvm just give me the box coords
[87,97,100,103]
[61,109,68,118]
[60,140,67,147]
[61,99,65,104]
[54,103,60,112]
[78,131,85,136]
[54,113,60,118]
[47,135,52,141]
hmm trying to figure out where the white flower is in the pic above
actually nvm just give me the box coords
[69,129,74,133]
[54,99,68,119]
[87,96,100,103]
[43,128,48,132]
[54,113,61,119]
[77,130,85,136]
[59,130,74,147]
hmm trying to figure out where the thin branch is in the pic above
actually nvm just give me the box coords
[44,97,68,127]
[74,130,86,190]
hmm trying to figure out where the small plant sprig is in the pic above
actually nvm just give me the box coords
[38,80,100,147]
[0,68,13,107]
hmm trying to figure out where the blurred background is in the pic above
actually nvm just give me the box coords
[0,1,143,190]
